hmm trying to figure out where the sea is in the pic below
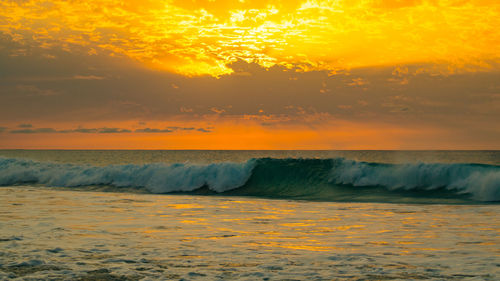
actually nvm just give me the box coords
[0,150,499,280]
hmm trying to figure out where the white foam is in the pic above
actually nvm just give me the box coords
[0,158,255,193]
[330,159,500,201]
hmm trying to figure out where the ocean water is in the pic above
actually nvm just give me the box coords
[0,150,499,280]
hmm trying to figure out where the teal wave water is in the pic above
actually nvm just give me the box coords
[1,157,499,204]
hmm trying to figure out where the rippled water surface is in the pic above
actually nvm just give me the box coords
[1,187,499,280]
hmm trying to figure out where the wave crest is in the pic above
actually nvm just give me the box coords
[0,157,255,193]
[329,159,500,201]
[1,157,499,203]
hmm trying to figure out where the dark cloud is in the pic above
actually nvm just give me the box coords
[73,128,98,133]
[167,127,195,131]
[71,127,132,134]
[0,127,6,133]
[7,126,211,134]
[17,124,33,128]
[136,127,212,133]
[96,128,132,134]
[11,128,57,134]
[0,34,499,147]
[1,37,498,129]
[135,128,173,133]
[10,127,131,134]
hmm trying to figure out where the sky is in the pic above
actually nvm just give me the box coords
[0,0,499,149]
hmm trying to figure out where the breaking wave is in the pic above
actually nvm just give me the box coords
[0,157,499,203]
[0,157,254,193]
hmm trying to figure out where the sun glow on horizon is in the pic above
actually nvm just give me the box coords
[1,0,498,77]
[1,0,499,150]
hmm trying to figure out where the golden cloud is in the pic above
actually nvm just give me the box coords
[1,0,499,76]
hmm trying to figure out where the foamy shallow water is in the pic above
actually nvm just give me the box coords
[1,187,499,280]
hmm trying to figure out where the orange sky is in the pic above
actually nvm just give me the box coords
[2,0,498,76]
[0,0,499,149]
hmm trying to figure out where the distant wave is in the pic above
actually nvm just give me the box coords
[0,157,499,203]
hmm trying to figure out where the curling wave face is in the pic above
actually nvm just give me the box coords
[0,157,499,203]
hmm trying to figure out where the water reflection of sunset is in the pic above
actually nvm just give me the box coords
[3,187,499,279]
